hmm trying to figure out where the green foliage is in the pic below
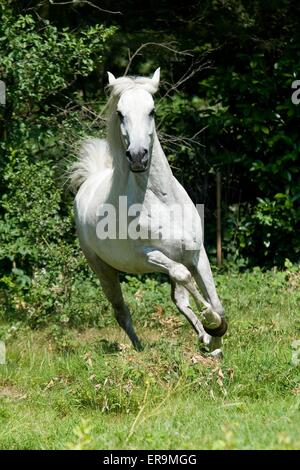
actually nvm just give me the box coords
[1,12,111,109]
[223,194,300,266]
[67,419,97,450]
[0,3,115,324]
[192,2,300,265]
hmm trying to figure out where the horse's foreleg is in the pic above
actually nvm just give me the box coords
[192,247,227,354]
[192,248,226,326]
[193,247,224,317]
[145,250,226,340]
[171,283,219,354]
[81,246,142,351]
[171,281,206,340]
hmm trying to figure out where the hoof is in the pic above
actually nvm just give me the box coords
[199,334,222,354]
[204,317,228,337]
[133,340,143,352]
[209,348,223,360]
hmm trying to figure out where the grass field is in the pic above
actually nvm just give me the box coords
[0,268,299,449]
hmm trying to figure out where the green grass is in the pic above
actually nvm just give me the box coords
[0,268,299,449]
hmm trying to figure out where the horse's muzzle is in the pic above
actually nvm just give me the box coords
[126,148,149,172]
[130,163,149,173]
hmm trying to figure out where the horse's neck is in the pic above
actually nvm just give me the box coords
[144,131,174,196]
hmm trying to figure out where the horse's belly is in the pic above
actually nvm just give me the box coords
[87,236,198,274]
[91,240,156,273]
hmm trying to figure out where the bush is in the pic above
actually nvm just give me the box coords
[0,3,115,327]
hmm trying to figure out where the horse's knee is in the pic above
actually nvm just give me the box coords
[169,264,192,285]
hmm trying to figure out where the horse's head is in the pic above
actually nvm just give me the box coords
[107,69,160,173]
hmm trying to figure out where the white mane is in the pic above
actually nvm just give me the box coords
[68,139,111,192]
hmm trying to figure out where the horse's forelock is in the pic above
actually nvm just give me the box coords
[107,76,159,98]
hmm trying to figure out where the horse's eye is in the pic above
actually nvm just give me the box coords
[149,109,155,117]
[117,111,124,121]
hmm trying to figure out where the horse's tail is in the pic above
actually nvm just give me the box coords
[69,138,112,192]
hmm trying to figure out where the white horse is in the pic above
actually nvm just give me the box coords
[70,68,227,356]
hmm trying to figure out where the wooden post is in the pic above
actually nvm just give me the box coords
[216,171,222,267]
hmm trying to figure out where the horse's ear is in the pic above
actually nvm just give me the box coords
[151,68,160,88]
[107,71,116,85]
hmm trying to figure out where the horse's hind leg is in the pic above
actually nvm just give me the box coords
[81,246,142,351]
[171,281,206,340]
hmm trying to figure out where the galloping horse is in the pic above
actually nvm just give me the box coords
[70,69,227,357]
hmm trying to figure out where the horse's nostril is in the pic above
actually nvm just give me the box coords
[126,150,132,161]
[141,149,148,164]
